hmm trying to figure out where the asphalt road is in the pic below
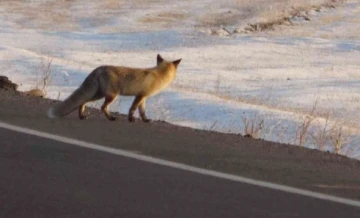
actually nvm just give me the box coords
[1,127,360,218]
[1,90,360,201]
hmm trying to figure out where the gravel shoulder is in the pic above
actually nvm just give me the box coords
[0,89,360,200]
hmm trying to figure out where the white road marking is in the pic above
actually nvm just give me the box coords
[1,121,359,208]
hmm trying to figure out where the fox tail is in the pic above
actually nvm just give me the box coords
[47,77,99,118]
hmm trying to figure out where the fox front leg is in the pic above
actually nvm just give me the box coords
[138,100,151,123]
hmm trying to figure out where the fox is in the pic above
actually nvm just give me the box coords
[47,54,181,122]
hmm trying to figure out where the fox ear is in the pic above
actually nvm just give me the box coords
[172,59,182,67]
[157,54,164,65]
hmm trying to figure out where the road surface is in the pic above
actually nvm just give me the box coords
[1,126,360,217]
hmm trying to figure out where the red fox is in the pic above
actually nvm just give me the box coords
[47,54,181,122]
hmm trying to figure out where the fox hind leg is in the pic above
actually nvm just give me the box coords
[101,95,118,121]
[78,104,88,120]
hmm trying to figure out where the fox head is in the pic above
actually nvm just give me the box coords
[157,54,182,69]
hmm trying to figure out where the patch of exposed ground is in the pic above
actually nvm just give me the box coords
[209,0,345,36]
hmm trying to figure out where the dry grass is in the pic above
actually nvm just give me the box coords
[309,112,331,150]
[35,56,53,96]
[330,126,345,154]
[241,112,264,139]
[309,114,353,154]
[293,100,355,155]
[174,75,357,156]
[297,116,315,147]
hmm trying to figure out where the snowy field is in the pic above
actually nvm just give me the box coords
[1,0,360,159]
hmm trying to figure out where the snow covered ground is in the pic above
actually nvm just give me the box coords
[1,0,360,159]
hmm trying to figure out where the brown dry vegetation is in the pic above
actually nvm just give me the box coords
[197,0,344,28]
[235,0,345,33]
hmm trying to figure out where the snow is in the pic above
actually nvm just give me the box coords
[1,0,360,159]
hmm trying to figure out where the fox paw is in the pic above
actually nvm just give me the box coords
[128,116,135,122]
[79,115,88,120]
[142,118,151,123]
[109,116,118,121]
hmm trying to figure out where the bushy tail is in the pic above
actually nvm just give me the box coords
[47,76,99,118]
